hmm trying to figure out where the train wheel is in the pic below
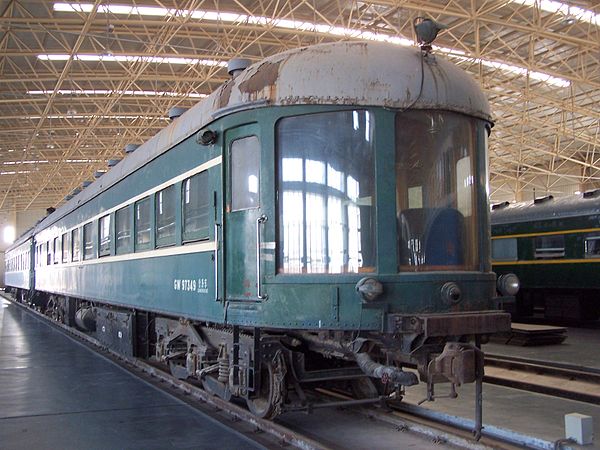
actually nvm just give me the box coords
[246,350,286,419]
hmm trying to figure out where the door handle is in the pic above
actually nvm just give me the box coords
[256,214,268,300]
[214,222,221,301]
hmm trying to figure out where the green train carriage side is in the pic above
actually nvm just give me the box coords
[492,192,600,320]
[5,41,509,424]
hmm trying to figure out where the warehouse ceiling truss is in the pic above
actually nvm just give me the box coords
[0,0,598,211]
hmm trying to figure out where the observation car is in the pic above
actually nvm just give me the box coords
[5,41,509,427]
[492,192,600,321]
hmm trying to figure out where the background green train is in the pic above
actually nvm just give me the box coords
[5,40,509,421]
[492,192,600,321]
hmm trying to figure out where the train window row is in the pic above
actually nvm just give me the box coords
[492,230,600,261]
[35,170,210,267]
[6,250,30,272]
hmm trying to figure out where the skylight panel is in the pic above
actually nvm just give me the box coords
[52,2,574,87]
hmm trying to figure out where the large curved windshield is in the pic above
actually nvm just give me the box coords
[396,111,482,271]
[277,110,376,274]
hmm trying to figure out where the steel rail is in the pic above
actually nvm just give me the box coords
[484,353,600,404]
[1,293,579,450]
[315,388,571,450]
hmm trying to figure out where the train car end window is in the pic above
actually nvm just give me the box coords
[99,214,111,257]
[83,222,94,260]
[156,186,176,247]
[135,197,151,251]
[534,235,565,259]
[182,171,210,242]
[491,238,518,261]
[277,110,376,274]
[231,135,260,211]
[116,206,132,254]
[584,232,600,258]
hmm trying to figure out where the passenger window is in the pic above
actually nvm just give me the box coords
[46,241,51,265]
[53,237,60,264]
[231,136,260,211]
[135,197,151,251]
[72,228,81,262]
[99,214,111,257]
[534,235,564,259]
[83,222,94,260]
[62,232,71,263]
[156,186,176,247]
[491,238,517,261]
[584,232,600,258]
[115,206,132,254]
[183,172,210,241]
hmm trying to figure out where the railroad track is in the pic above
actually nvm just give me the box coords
[2,294,574,450]
[484,353,600,404]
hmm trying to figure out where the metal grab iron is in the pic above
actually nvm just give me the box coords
[256,214,268,300]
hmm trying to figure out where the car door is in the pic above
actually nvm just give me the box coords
[224,123,267,301]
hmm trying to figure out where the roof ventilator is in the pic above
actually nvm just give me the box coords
[227,58,251,78]
[491,201,510,210]
[583,189,600,199]
[168,107,188,121]
[108,159,121,168]
[94,171,105,179]
[534,195,553,204]
[124,144,139,154]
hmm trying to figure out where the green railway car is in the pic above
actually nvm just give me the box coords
[492,192,600,320]
[5,41,510,423]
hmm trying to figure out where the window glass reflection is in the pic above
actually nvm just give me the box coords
[156,185,176,246]
[231,136,260,211]
[396,111,480,271]
[182,171,210,241]
[135,197,151,250]
[72,229,81,261]
[99,214,111,256]
[116,206,131,254]
[277,110,376,274]
[83,222,94,260]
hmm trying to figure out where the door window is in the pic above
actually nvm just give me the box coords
[231,136,260,211]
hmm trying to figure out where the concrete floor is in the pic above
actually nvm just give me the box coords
[2,296,598,449]
[0,299,262,450]
[401,326,600,449]
[484,325,600,369]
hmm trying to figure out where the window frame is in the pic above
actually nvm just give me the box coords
[491,237,518,261]
[62,232,71,263]
[115,205,133,255]
[72,228,81,262]
[53,236,60,264]
[98,214,111,257]
[155,185,176,248]
[275,110,377,275]
[584,232,600,258]
[534,234,565,259]
[182,171,211,243]
[135,196,152,252]
[83,222,95,260]
[230,135,261,212]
